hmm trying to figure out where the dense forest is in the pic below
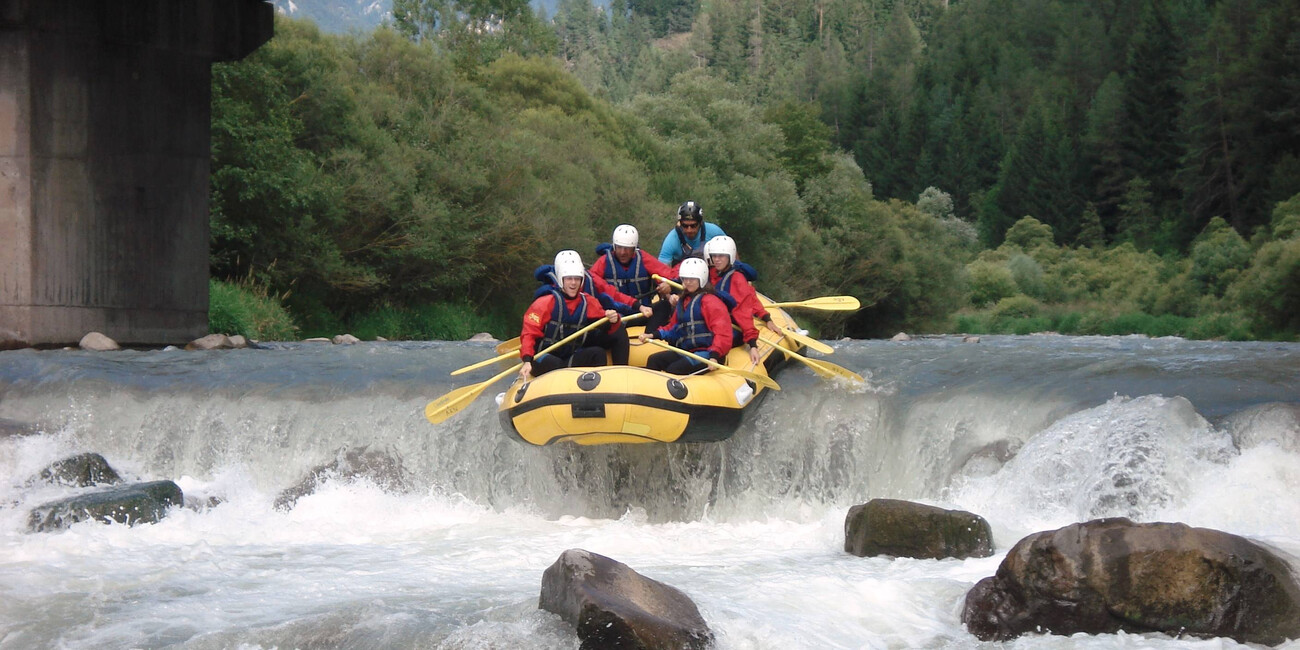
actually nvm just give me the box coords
[208,0,1300,341]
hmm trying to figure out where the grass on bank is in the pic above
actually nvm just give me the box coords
[952,300,1256,340]
[210,279,514,341]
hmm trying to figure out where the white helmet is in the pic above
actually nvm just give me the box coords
[554,250,585,279]
[705,235,737,265]
[612,224,639,248]
[679,257,709,283]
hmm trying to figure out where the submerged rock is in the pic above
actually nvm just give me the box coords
[186,333,234,350]
[467,332,497,342]
[79,331,120,351]
[332,334,360,345]
[891,332,912,342]
[274,446,408,510]
[32,452,121,487]
[962,518,1300,646]
[844,498,994,560]
[1220,402,1300,454]
[27,480,183,533]
[540,549,713,650]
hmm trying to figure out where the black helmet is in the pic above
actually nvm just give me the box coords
[678,201,703,221]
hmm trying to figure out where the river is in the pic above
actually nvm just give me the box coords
[1,335,1298,649]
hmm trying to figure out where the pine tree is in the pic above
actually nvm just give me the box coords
[1120,0,1184,226]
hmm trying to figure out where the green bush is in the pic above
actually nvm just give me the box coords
[1003,216,1055,250]
[1226,238,1300,334]
[1007,253,1046,299]
[208,279,300,340]
[347,302,515,341]
[1009,316,1052,335]
[992,295,1040,320]
[967,260,1018,306]
[1189,217,1251,297]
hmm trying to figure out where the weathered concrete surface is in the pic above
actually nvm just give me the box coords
[0,1,272,349]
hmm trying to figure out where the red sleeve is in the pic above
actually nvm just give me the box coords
[729,275,765,344]
[589,272,637,308]
[703,295,734,360]
[520,294,555,359]
[581,293,620,334]
[640,251,677,281]
[588,255,609,279]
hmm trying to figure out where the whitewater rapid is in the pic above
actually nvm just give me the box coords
[1,335,1298,648]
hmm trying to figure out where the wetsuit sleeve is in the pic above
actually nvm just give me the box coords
[642,251,677,281]
[519,294,555,361]
[589,273,639,315]
[703,295,734,360]
[578,293,619,333]
[587,255,609,279]
[729,275,762,344]
[657,231,681,265]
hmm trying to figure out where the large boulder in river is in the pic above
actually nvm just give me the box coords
[539,549,713,650]
[26,480,183,533]
[962,518,1300,646]
[1220,402,1300,454]
[274,446,409,510]
[31,452,121,487]
[845,498,994,560]
[79,331,120,351]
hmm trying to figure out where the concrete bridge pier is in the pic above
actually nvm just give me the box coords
[1,0,273,349]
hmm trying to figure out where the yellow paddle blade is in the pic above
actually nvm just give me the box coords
[805,357,865,383]
[758,335,863,383]
[645,339,780,391]
[425,364,520,424]
[764,296,861,311]
[778,326,834,355]
[494,337,521,355]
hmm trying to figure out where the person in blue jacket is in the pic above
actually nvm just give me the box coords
[657,200,726,266]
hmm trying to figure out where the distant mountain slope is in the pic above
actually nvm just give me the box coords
[268,0,575,33]
[270,0,389,33]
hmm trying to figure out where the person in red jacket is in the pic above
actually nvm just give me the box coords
[519,250,625,381]
[705,235,782,365]
[637,258,734,375]
[588,224,678,329]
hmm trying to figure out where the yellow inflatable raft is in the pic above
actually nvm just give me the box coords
[496,302,803,446]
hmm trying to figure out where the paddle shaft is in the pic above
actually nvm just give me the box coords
[426,315,615,424]
[644,338,779,390]
[757,334,863,383]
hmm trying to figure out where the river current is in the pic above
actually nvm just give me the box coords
[1,335,1298,649]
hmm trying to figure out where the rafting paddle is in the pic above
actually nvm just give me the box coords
[452,313,644,376]
[426,316,613,424]
[643,339,780,391]
[762,296,860,311]
[758,334,863,383]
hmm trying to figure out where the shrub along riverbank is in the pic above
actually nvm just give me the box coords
[207,15,1299,343]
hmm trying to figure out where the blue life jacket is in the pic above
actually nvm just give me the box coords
[539,289,593,358]
[673,293,716,352]
[533,265,623,312]
[595,244,655,305]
